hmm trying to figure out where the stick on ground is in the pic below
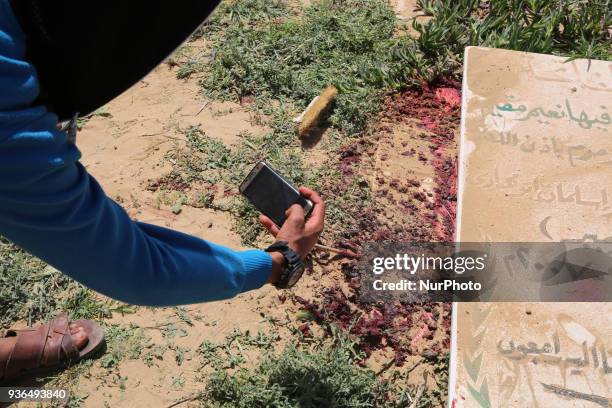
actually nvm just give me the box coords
[314,243,359,258]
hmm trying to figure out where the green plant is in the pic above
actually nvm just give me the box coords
[171,345,191,366]
[194,0,292,39]
[62,287,114,321]
[409,0,612,80]
[143,344,167,367]
[201,331,416,408]
[170,0,612,248]
[195,0,611,133]
[197,328,280,371]
[99,324,150,370]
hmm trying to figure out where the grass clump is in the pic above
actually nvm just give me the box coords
[1,237,70,328]
[201,332,414,408]
[162,0,412,243]
[177,0,612,245]
[409,0,612,81]
[198,328,280,371]
[196,0,292,35]
[99,324,151,371]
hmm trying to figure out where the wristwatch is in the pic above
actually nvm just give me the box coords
[265,241,305,289]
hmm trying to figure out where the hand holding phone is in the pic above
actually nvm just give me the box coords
[258,186,325,260]
[240,161,325,260]
[239,161,313,227]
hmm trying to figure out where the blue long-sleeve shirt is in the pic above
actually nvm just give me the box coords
[0,0,272,306]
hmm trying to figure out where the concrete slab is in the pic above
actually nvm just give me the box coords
[450,47,612,408]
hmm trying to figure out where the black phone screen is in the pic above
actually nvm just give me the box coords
[241,164,307,227]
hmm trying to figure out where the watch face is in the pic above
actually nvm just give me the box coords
[287,265,305,287]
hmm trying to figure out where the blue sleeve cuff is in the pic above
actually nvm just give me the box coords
[236,249,272,292]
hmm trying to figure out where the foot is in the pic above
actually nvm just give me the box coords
[0,323,89,361]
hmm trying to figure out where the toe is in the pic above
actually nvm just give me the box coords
[71,326,89,350]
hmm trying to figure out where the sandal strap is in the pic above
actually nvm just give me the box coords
[59,314,79,361]
[3,326,50,380]
[3,313,79,380]
[0,328,41,380]
[40,313,76,367]
[61,329,80,361]
[42,313,80,366]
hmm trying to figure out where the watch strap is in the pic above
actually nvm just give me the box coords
[265,241,304,289]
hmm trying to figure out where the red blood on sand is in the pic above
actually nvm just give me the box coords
[434,87,461,109]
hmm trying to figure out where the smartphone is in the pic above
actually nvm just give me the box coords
[239,161,313,227]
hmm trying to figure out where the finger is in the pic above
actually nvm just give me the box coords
[285,203,305,226]
[299,187,325,226]
[259,214,280,236]
[299,186,322,205]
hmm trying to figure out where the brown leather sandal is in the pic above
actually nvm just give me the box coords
[0,313,105,385]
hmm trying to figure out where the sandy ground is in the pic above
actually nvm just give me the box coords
[391,0,423,21]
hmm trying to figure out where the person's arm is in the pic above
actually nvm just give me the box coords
[0,1,322,306]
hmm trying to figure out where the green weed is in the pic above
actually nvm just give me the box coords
[195,0,611,135]
[171,344,191,366]
[143,344,167,367]
[172,375,187,389]
[198,328,280,370]
[171,0,611,247]
[407,0,612,80]
[194,0,293,38]
[174,306,195,326]
[99,324,151,370]
[201,331,414,408]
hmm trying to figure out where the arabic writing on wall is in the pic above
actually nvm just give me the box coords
[497,314,611,407]
[492,100,610,131]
